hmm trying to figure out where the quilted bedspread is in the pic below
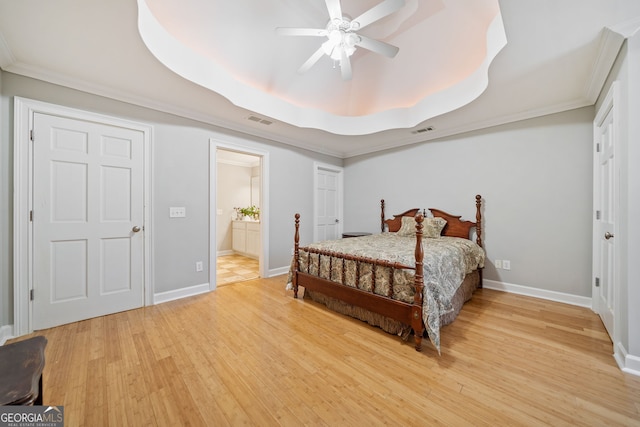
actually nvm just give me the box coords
[290,233,485,351]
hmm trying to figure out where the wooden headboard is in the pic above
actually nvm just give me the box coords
[382,207,421,233]
[380,195,483,246]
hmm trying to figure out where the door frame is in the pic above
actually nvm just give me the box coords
[313,162,344,242]
[210,139,269,288]
[592,82,620,347]
[13,97,153,336]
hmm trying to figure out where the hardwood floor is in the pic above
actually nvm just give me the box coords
[11,276,640,426]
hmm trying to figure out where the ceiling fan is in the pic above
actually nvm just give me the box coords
[276,0,406,81]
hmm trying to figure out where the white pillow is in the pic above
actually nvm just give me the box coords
[397,216,447,238]
[397,216,417,236]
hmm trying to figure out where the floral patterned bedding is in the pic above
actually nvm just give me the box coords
[291,233,485,351]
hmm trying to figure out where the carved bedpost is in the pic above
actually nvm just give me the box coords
[475,195,484,289]
[475,195,483,248]
[380,199,386,233]
[412,214,425,352]
[293,213,300,299]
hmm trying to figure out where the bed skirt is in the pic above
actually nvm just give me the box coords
[303,270,480,340]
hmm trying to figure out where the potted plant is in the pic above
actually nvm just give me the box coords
[238,205,260,221]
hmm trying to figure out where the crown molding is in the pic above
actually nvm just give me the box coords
[0,58,601,161]
[1,61,347,159]
[2,60,595,160]
[0,31,15,69]
[583,18,640,105]
[342,98,592,158]
[583,27,626,104]
[609,15,640,38]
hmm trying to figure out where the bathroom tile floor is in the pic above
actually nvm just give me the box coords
[216,254,259,286]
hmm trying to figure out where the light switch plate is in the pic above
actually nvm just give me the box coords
[169,207,186,218]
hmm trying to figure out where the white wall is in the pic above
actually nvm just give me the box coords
[627,26,640,371]
[0,71,342,329]
[216,161,253,253]
[150,122,211,294]
[344,107,594,297]
[0,70,10,328]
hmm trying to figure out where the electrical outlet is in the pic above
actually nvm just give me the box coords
[494,259,502,269]
[195,261,203,272]
[502,260,511,270]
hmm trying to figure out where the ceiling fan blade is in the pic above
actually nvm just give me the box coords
[356,35,399,58]
[351,0,405,30]
[298,47,326,74]
[340,49,352,81]
[276,27,327,37]
[325,0,343,21]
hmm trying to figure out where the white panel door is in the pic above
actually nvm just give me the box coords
[593,97,617,339]
[32,112,145,329]
[315,166,341,241]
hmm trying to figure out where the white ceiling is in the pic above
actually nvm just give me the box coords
[138,0,506,136]
[1,1,640,158]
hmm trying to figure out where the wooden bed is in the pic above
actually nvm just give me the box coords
[290,195,483,352]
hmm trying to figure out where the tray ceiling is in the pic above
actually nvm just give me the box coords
[139,0,506,135]
[1,0,640,157]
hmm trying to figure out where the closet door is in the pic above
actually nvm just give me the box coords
[32,112,145,329]
[592,84,618,341]
[315,164,343,241]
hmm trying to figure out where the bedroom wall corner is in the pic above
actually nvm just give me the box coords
[596,26,640,375]
[343,107,594,300]
[0,70,14,330]
[625,23,640,371]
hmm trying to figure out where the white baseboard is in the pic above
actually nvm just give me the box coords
[217,250,234,257]
[267,266,290,277]
[0,325,14,345]
[483,279,593,308]
[153,283,210,305]
[614,342,640,377]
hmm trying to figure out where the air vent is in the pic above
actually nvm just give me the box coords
[247,115,273,126]
[411,126,435,134]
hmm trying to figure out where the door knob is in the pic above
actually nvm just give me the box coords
[604,232,614,240]
[335,219,340,223]
[132,226,141,233]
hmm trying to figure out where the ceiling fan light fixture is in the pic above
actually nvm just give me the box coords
[276,0,405,79]
[328,17,351,32]
[328,29,343,44]
[343,44,357,57]
[321,39,337,58]
[322,30,357,61]
[345,33,360,48]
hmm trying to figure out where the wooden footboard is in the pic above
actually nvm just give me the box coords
[292,214,427,351]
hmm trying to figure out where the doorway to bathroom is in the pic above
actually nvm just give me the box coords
[215,146,264,286]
